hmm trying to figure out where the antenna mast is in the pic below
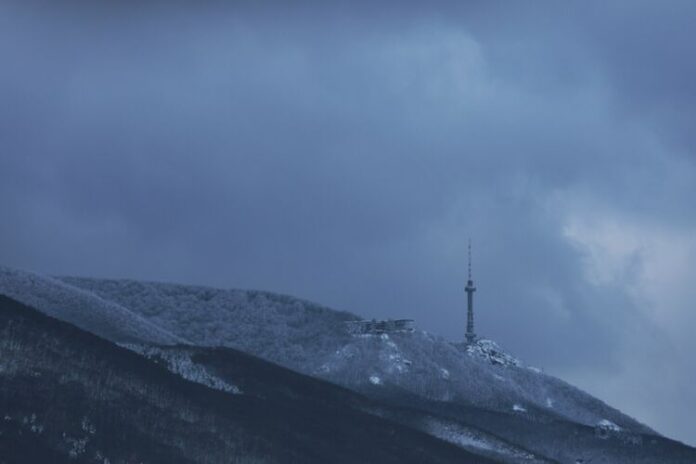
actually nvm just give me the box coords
[465,239,477,344]
[468,239,472,281]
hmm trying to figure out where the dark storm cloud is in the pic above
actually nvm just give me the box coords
[2,0,696,444]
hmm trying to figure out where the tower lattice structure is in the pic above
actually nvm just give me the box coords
[465,240,477,344]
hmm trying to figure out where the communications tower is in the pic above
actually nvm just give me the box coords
[465,240,477,344]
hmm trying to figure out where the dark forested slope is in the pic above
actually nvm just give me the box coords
[0,294,498,464]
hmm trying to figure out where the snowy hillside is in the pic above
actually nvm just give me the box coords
[5,267,695,463]
[318,332,651,434]
[0,267,183,344]
[1,295,495,464]
[58,275,358,367]
[52,274,650,434]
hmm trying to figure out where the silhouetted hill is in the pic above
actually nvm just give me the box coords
[0,294,499,464]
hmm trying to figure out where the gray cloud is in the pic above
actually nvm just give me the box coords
[2,0,696,445]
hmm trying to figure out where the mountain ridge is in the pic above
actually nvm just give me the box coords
[0,294,500,464]
[3,266,696,463]
[0,267,651,431]
[51,273,650,433]
[0,266,185,344]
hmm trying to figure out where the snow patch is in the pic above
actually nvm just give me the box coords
[94,451,111,464]
[597,419,622,432]
[466,339,521,367]
[63,432,88,458]
[595,419,629,440]
[512,404,527,413]
[82,416,96,435]
[424,418,537,460]
[317,363,331,373]
[377,336,411,375]
[127,345,242,394]
[427,420,495,451]
[23,413,44,434]
[369,375,382,385]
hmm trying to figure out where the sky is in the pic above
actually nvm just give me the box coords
[2,0,696,445]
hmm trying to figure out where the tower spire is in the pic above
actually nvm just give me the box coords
[468,238,472,281]
[465,239,477,344]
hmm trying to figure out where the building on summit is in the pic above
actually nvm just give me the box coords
[345,318,415,335]
[345,240,478,342]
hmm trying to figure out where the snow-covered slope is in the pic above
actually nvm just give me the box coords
[2,294,497,464]
[10,267,696,462]
[0,267,655,437]
[319,332,651,434]
[59,275,357,368]
[51,274,650,435]
[0,267,183,344]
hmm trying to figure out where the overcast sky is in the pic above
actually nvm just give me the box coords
[2,0,696,445]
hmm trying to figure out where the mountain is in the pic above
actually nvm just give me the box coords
[2,266,696,463]
[0,267,182,344]
[0,294,498,464]
[50,274,648,430]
